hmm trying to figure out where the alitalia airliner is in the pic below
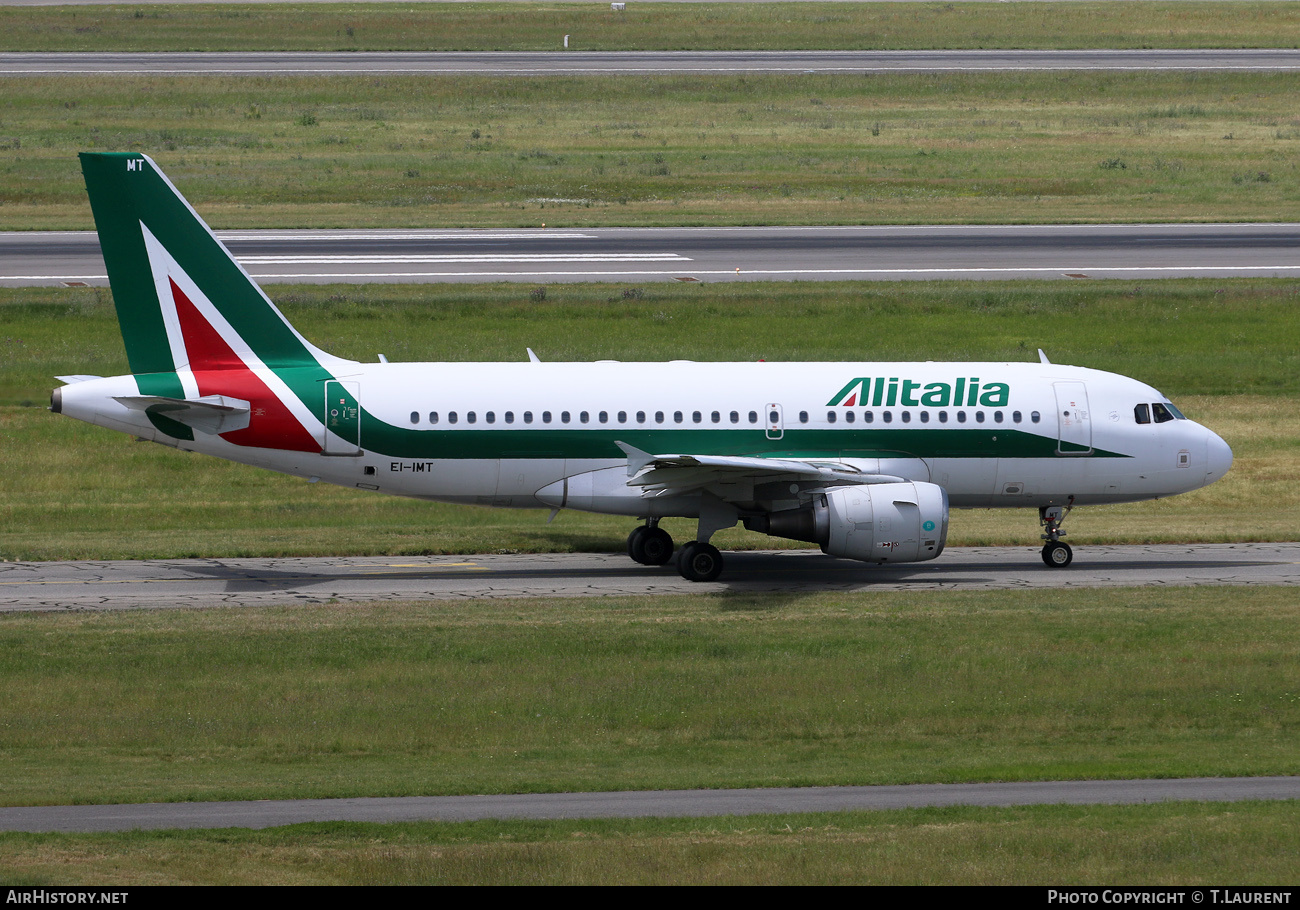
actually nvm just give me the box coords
[52,153,1233,581]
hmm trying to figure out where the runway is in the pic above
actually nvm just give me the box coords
[3,777,1299,833]
[3,543,1298,612]
[4,49,1300,76]
[7,223,1300,287]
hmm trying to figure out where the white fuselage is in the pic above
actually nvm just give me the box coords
[57,359,1233,518]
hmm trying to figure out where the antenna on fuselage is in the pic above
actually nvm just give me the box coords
[1038,349,1051,364]
[527,348,541,363]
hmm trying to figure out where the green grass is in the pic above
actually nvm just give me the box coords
[4,2,1297,53]
[5,802,1300,885]
[2,587,1300,810]
[4,71,1300,228]
[2,279,1298,560]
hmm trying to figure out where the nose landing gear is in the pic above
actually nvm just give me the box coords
[1040,498,1075,568]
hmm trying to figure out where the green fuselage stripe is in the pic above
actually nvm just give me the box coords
[356,417,1127,461]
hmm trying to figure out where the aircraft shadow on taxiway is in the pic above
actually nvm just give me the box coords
[167,550,1276,598]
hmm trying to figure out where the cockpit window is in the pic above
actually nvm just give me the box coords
[1134,403,1151,425]
[1163,401,1187,420]
[1152,402,1176,424]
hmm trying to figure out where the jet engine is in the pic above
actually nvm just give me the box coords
[744,482,949,564]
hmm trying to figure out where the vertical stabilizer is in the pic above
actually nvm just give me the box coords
[80,152,340,379]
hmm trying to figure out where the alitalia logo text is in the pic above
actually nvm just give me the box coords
[827,377,1010,408]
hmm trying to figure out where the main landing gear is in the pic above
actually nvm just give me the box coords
[676,540,724,583]
[626,521,725,582]
[627,521,674,566]
[1040,499,1074,568]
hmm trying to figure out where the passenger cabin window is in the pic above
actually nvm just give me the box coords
[410,411,419,425]
[748,411,758,424]
[429,412,439,424]
[523,411,533,424]
[1135,403,1151,424]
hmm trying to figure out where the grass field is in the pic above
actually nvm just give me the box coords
[3,279,1297,560]
[3,2,1297,53]
[4,70,1299,228]
[3,587,1299,807]
[3,586,1300,884]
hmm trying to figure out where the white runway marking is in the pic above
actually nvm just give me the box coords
[236,253,692,264]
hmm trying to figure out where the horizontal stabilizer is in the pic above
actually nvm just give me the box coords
[56,375,104,385]
[115,394,251,435]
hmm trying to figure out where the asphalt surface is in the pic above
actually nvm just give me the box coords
[8,223,1300,286]
[3,49,1300,76]
[3,543,1298,612]
[4,777,1299,833]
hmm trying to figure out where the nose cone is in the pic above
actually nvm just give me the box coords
[1205,430,1233,486]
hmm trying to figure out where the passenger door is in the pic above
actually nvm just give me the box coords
[1054,382,1092,455]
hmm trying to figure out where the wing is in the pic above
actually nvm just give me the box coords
[614,441,907,498]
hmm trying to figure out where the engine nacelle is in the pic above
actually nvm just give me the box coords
[746,482,948,564]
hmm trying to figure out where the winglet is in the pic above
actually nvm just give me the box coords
[615,441,656,476]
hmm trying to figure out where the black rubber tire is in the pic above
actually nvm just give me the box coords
[1041,541,1074,568]
[678,541,724,582]
[640,527,674,565]
[627,526,650,564]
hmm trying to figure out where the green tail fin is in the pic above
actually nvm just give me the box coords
[80,152,332,376]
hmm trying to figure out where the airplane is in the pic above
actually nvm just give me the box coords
[52,152,1234,582]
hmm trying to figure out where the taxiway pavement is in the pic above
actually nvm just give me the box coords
[3,543,1298,612]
